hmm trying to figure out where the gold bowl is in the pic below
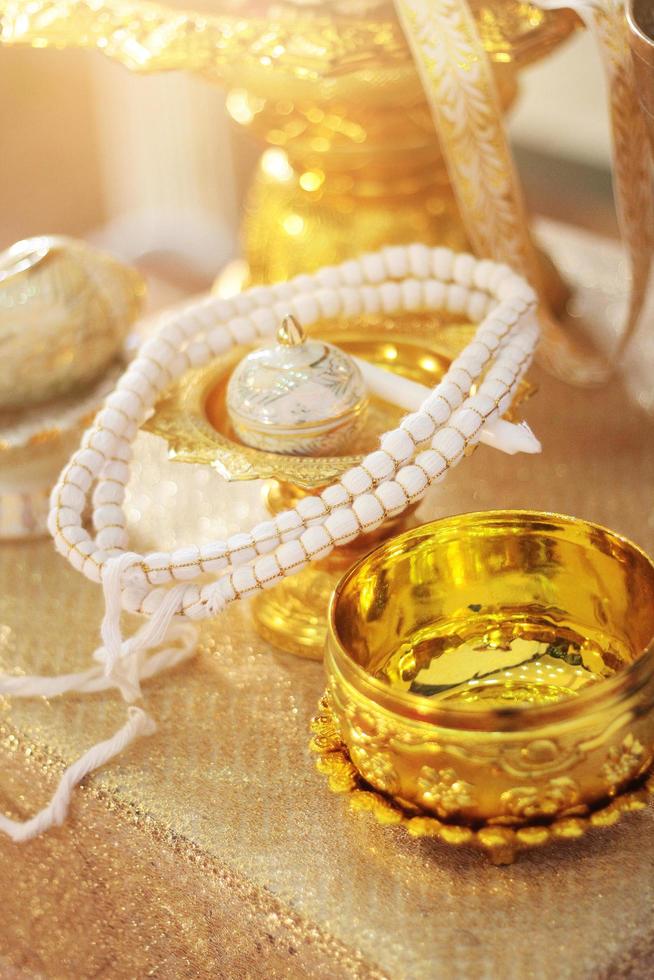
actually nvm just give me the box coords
[320,511,654,858]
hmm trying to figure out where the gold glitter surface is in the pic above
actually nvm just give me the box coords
[2,232,654,977]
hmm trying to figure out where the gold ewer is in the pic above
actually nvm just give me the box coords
[0,0,577,292]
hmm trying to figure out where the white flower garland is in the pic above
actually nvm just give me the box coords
[1,244,539,840]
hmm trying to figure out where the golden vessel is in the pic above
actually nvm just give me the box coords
[0,0,577,287]
[313,510,654,863]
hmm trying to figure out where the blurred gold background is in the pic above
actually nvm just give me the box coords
[0,27,618,302]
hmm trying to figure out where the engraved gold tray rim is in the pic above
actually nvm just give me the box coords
[326,509,654,729]
[142,327,460,489]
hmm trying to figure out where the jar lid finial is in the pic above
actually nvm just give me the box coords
[277,314,305,347]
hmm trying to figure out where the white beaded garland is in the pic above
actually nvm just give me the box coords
[47,244,538,627]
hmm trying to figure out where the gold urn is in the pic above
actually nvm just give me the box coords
[0,0,577,288]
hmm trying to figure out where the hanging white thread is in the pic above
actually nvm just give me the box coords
[0,707,155,843]
[0,553,197,842]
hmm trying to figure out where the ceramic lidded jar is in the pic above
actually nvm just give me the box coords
[226,315,368,456]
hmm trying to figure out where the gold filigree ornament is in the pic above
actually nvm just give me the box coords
[313,511,654,863]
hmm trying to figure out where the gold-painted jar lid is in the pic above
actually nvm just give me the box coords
[226,315,368,456]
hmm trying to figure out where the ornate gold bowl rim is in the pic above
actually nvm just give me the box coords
[326,509,654,731]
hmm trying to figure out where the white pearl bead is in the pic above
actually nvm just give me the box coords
[401,278,422,311]
[454,408,483,438]
[171,547,201,581]
[246,286,275,309]
[58,482,86,511]
[92,482,124,507]
[432,247,454,281]
[316,289,341,320]
[103,460,129,484]
[324,508,359,544]
[361,252,387,283]
[340,260,364,286]
[94,503,125,529]
[453,252,477,287]
[276,539,307,573]
[407,243,431,279]
[207,327,232,356]
[432,427,465,461]
[67,465,93,493]
[415,449,447,480]
[402,412,435,444]
[251,520,278,548]
[210,298,238,321]
[144,551,173,585]
[228,317,257,345]
[396,465,428,499]
[341,467,373,496]
[421,396,450,426]
[352,493,385,529]
[96,526,129,551]
[466,290,491,322]
[374,480,408,516]
[289,273,315,294]
[472,258,496,291]
[227,532,257,566]
[362,450,395,482]
[423,279,447,311]
[290,295,320,326]
[75,447,104,474]
[361,285,382,315]
[301,524,333,561]
[446,283,468,314]
[198,542,228,573]
[339,287,363,317]
[60,525,88,546]
[250,307,278,336]
[380,281,401,314]
[185,340,212,367]
[233,293,255,315]
[321,484,349,508]
[89,429,118,458]
[382,245,408,279]
[251,555,282,588]
[295,496,328,521]
[380,429,415,463]
[315,266,341,289]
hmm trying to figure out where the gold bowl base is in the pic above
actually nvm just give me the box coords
[310,696,654,865]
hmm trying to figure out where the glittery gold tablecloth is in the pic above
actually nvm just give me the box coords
[2,224,654,980]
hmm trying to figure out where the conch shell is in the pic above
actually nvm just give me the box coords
[0,235,145,410]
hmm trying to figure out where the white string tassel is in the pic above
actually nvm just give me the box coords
[0,554,198,840]
[0,707,155,843]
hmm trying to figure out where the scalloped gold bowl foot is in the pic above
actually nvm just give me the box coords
[310,696,654,865]
[321,511,654,851]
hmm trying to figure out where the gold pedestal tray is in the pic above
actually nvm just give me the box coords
[145,318,465,658]
[310,696,654,866]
